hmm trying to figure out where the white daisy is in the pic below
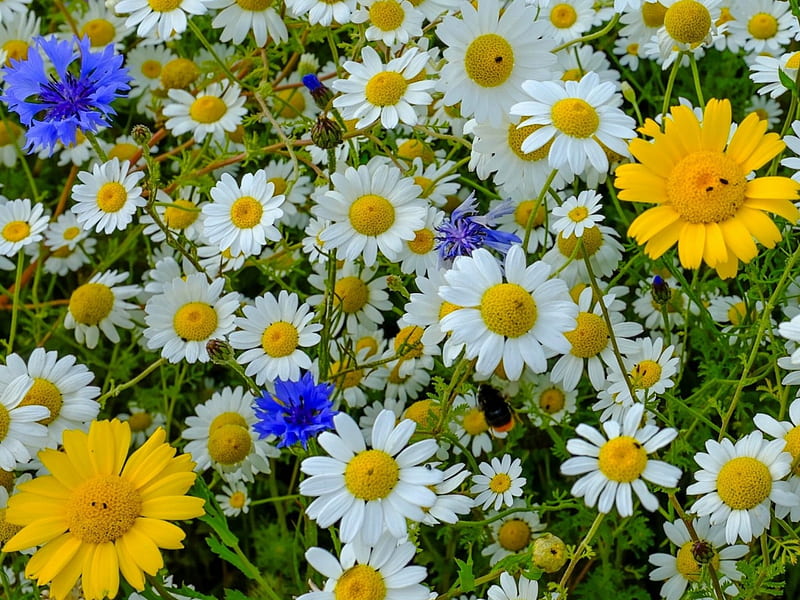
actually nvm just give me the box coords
[126,44,176,94]
[113,0,208,39]
[657,0,722,55]
[117,404,166,447]
[420,462,474,526]
[203,169,285,257]
[314,158,427,266]
[541,223,624,289]
[490,191,553,255]
[535,0,596,44]
[439,245,577,381]
[41,213,96,276]
[396,206,444,277]
[510,72,636,179]
[687,431,798,544]
[449,390,500,457]
[481,501,545,565]
[358,397,405,439]
[299,532,431,600]
[0,198,48,257]
[323,343,387,409]
[352,0,424,46]
[163,80,247,144]
[182,386,279,482]
[487,572,539,600]
[551,190,605,239]
[71,0,131,48]
[471,454,526,511]
[206,0,288,46]
[553,43,621,88]
[332,46,434,130]
[379,349,432,405]
[64,270,140,349]
[299,409,442,544]
[262,159,313,229]
[0,0,30,26]
[70,158,145,235]
[215,480,251,517]
[526,372,578,426]
[0,120,24,167]
[725,0,797,55]
[436,0,556,126]
[561,403,681,517]
[141,187,205,243]
[606,336,680,403]
[754,398,800,475]
[0,375,48,471]
[229,290,322,386]
[0,11,40,76]
[143,273,240,364]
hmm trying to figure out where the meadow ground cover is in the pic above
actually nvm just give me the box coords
[2,1,800,599]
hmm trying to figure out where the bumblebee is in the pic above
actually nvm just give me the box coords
[477,385,514,433]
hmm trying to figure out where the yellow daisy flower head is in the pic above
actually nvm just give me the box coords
[615,98,800,279]
[2,419,205,600]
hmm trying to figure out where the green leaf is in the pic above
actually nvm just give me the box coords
[455,558,475,593]
[778,68,796,95]
[224,590,250,600]
[206,536,260,580]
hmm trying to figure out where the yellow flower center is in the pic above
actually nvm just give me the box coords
[598,436,648,483]
[787,52,800,69]
[141,59,163,79]
[345,449,399,500]
[173,302,218,341]
[334,276,369,313]
[726,301,747,325]
[641,1,667,27]
[716,456,772,510]
[236,0,272,9]
[386,361,407,385]
[229,490,247,508]
[715,6,734,26]
[438,300,461,321]
[349,194,396,236]
[497,519,531,551]
[369,0,405,31]
[230,196,264,229]
[551,98,599,138]
[626,42,639,55]
[539,387,566,414]
[407,228,434,254]
[163,199,200,229]
[330,360,364,389]
[208,424,252,465]
[397,139,434,163]
[748,13,778,39]
[81,18,116,46]
[394,325,424,359]
[62,226,81,241]
[149,0,181,10]
[69,282,115,326]
[268,177,287,196]
[464,33,515,88]
[480,283,537,338]
[561,68,582,82]
[19,378,62,425]
[784,425,800,460]
[664,0,711,44]
[109,142,138,162]
[514,201,546,228]
[96,182,128,213]
[0,469,13,493]
[630,359,662,390]
[403,399,440,427]
[568,206,589,222]
[462,407,489,435]
[128,411,153,432]
[356,335,379,358]
[2,40,28,65]
[261,321,299,357]
[160,58,199,89]
[565,312,609,358]
[675,541,720,581]
[556,226,603,258]
[753,108,769,122]
[211,411,249,432]
[0,122,20,146]
[0,406,9,442]
[508,122,552,161]
[489,472,512,493]
[550,3,577,28]
[334,564,386,600]
[667,151,746,224]
[364,71,408,107]
[275,88,306,118]
[0,508,21,545]
[414,176,433,198]
[2,221,30,243]
[67,474,142,544]
[190,96,228,124]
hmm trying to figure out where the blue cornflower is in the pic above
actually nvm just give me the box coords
[253,372,337,449]
[0,35,131,156]
[301,73,333,109]
[434,192,521,262]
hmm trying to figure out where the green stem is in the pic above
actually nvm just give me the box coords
[97,358,166,405]
[523,169,558,251]
[558,512,606,594]
[318,249,338,380]
[689,53,705,106]
[661,55,683,129]
[187,19,238,83]
[6,251,25,354]
[83,130,108,163]
[552,13,620,53]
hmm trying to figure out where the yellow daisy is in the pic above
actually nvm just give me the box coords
[2,419,205,600]
[615,98,800,279]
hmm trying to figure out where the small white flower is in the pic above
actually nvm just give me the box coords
[471,454,526,511]
[70,158,145,235]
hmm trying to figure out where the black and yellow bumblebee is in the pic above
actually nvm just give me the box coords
[477,385,515,433]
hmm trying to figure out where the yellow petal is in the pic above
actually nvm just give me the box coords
[132,517,186,549]
[139,472,197,501]
[643,220,683,259]
[7,498,68,524]
[700,98,731,153]
[89,420,131,476]
[666,105,702,153]
[23,533,81,581]
[62,428,95,479]
[13,474,71,500]
[140,496,206,521]
[117,538,146,591]
[715,254,740,279]
[628,206,682,242]
[678,222,705,268]
[83,541,119,600]
[738,206,782,247]
[740,132,785,174]
[46,543,89,600]
[726,114,769,169]
[118,525,164,575]
[615,164,669,204]
[702,222,728,267]
[39,450,85,491]
[3,516,68,551]
[744,197,800,224]
[123,440,175,490]
[626,139,677,179]
[719,218,758,262]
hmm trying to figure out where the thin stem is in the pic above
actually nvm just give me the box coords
[689,53,705,106]
[558,512,606,593]
[187,19,238,83]
[83,130,108,163]
[661,55,683,129]
[523,169,558,251]
[6,251,25,354]
[552,13,620,53]
[97,358,166,405]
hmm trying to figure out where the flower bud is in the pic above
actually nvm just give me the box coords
[302,74,333,110]
[532,533,568,573]
[651,275,672,306]
[311,116,343,149]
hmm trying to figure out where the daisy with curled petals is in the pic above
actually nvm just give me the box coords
[561,403,681,517]
[229,290,322,386]
[299,531,431,600]
[206,0,288,46]
[686,431,798,544]
[615,98,800,279]
[314,158,427,266]
[471,454,525,511]
[70,158,145,235]
[436,0,556,126]
[332,46,434,130]
[0,375,48,471]
[606,336,679,403]
[487,572,539,600]
[2,419,205,600]
[509,72,636,179]
[439,245,577,381]
[0,198,48,257]
[299,409,442,545]
[163,80,247,144]
[143,273,240,364]
[114,0,208,39]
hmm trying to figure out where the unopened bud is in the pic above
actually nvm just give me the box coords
[207,339,234,364]
[302,74,334,110]
[532,533,568,573]
[621,81,637,105]
[651,275,671,306]
[311,116,343,149]
[691,539,715,564]
[131,124,152,146]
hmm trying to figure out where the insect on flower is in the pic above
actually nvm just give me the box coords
[478,385,515,433]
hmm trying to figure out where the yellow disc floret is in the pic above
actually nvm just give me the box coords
[716,456,772,510]
[19,379,61,425]
[629,359,662,390]
[550,3,577,28]
[128,411,153,432]
[462,408,489,436]
[727,301,747,325]
[67,475,142,544]
[173,302,218,341]
[141,59,163,80]
[667,151,746,224]
[334,564,386,600]
[160,58,199,89]
[551,98,599,138]
[641,1,667,28]
[349,194,396,236]
[2,40,28,65]
[556,226,603,258]
[508,122,552,161]
[207,424,252,465]
[0,406,9,442]
[237,0,272,9]
[345,449,399,500]
[81,19,116,47]
[96,182,128,213]
[163,199,200,230]
[365,72,408,107]
[369,0,405,31]
[748,13,778,40]
[69,283,115,326]
[464,33,515,88]
[394,325,424,359]
[664,0,712,44]
[489,472,512,493]
[407,228,434,254]
[190,96,228,124]
[539,387,566,414]
[261,321,299,357]
[334,277,369,313]
[514,200,546,228]
[230,196,263,229]
[480,283,537,338]
[598,436,648,482]
[497,519,531,551]
[148,0,181,11]
[2,221,29,243]
[565,312,608,358]
[403,399,440,427]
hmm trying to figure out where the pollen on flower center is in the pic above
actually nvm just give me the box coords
[598,435,648,482]
[369,0,405,31]
[497,519,531,551]
[565,312,609,358]
[489,472,512,492]
[463,408,488,435]
[539,387,565,413]
[664,0,712,44]
[261,321,300,357]
[2,221,30,242]
[630,359,662,390]
[237,0,272,9]
[667,151,746,224]
[480,283,537,338]
[557,226,603,258]
[641,1,667,28]
[173,302,218,341]
[364,71,408,107]
[514,201,545,228]
[148,0,182,13]
[2,40,28,65]
[81,19,116,47]
[19,378,61,425]
[550,3,578,28]
[67,474,142,544]
[509,122,552,161]
[190,95,228,124]
[716,456,772,510]
[0,406,9,442]
[70,282,115,326]
[230,196,264,229]
[349,194,396,236]
[96,182,128,213]
[408,228,434,254]
[141,59,162,79]
[414,176,433,198]
[208,424,252,465]
[748,13,778,39]
[334,276,369,313]
[394,325,424,359]
[561,68,582,82]
[464,33,515,88]
[551,98,600,138]
[164,199,200,229]
[568,206,589,222]
[676,541,719,581]
[334,564,387,600]
[128,411,153,432]
[108,143,137,162]
[345,449,399,500]
[229,490,247,508]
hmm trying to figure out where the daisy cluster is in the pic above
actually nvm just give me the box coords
[4,1,800,600]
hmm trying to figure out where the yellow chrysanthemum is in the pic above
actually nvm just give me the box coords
[2,419,205,600]
[615,98,800,278]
